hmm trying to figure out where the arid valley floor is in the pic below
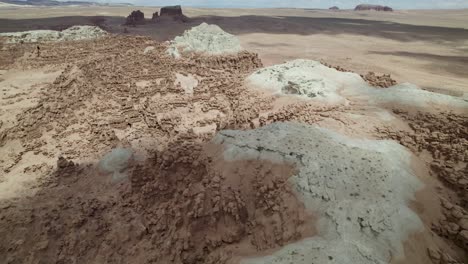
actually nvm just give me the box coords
[1,6,468,94]
[0,5,467,264]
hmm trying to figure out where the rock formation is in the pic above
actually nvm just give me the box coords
[159,5,188,22]
[361,72,397,88]
[151,11,159,20]
[329,6,339,10]
[354,4,393,11]
[160,5,183,16]
[125,10,145,26]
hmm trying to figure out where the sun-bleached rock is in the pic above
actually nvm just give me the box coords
[214,122,423,264]
[0,25,107,43]
[167,23,242,57]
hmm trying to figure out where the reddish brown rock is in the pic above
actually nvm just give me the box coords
[125,10,145,26]
[158,5,188,22]
[354,4,393,11]
[160,5,183,16]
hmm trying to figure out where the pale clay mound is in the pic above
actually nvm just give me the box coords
[167,22,243,58]
[247,59,468,108]
[247,59,362,103]
[216,122,423,264]
[0,25,107,43]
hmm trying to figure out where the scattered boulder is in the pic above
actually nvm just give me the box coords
[354,4,393,11]
[125,10,145,26]
[329,6,339,10]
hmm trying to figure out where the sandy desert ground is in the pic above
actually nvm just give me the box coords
[0,7,468,94]
[0,5,467,264]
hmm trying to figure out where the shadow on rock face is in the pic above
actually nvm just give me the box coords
[130,140,316,263]
[125,10,145,26]
[0,141,316,264]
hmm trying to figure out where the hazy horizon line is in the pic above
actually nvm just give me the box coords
[110,4,468,10]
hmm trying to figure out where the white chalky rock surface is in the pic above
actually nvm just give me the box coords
[167,22,243,57]
[175,73,198,95]
[0,25,107,43]
[214,122,424,264]
[143,46,155,54]
[354,82,468,108]
[98,148,133,181]
[247,59,365,103]
[247,59,468,108]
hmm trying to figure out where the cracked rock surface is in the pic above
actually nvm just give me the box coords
[215,122,423,264]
